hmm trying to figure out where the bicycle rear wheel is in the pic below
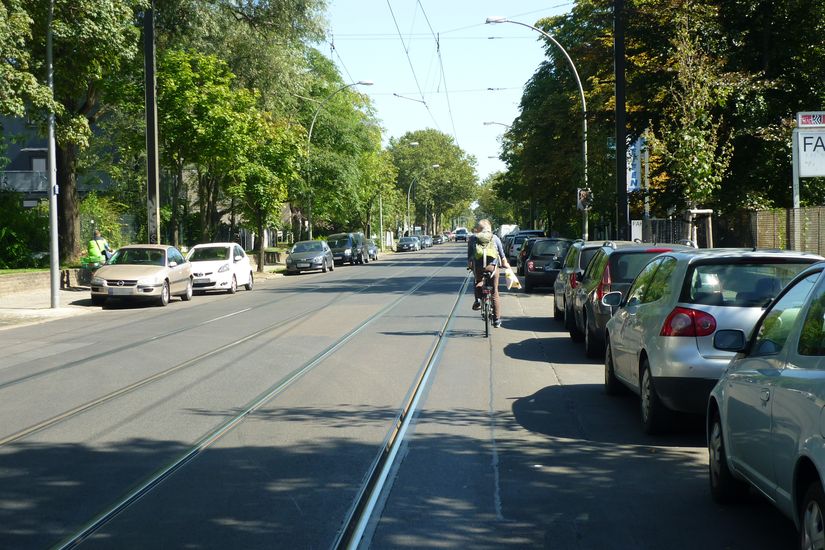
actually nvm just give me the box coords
[483,297,490,338]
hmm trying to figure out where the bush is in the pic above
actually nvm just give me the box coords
[79,192,126,249]
[0,190,49,268]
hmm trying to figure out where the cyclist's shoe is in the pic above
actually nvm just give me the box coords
[472,299,481,311]
[493,318,502,328]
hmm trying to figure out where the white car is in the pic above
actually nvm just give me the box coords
[186,242,253,294]
[708,261,825,548]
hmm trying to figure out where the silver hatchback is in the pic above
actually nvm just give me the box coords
[602,249,820,434]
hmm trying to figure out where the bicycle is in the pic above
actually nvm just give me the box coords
[472,265,497,338]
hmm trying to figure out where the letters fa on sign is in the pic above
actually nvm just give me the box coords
[799,132,825,178]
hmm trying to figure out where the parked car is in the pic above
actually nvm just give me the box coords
[328,232,368,265]
[286,240,334,274]
[186,242,253,294]
[454,228,469,242]
[555,241,628,325]
[523,238,574,293]
[432,234,444,245]
[421,235,433,248]
[516,237,541,275]
[397,236,418,252]
[572,243,689,355]
[602,248,820,434]
[366,239,379,261]
[707,261,825,549]
[506,230,545,266]
[90,244,193,307]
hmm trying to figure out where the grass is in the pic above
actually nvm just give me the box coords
[0,268,49,276]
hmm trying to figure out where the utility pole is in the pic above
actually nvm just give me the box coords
[47,0,59,308]
[614,0,628,240]
[144,1,160,244]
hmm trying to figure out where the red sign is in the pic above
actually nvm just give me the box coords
[798,112,825,127]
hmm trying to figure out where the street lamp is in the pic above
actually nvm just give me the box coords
[407,164,439,236]
[486,16,589,239]
[305,80,373,239]
[483,121,511,129]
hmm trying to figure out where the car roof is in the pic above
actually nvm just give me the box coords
[120,244,170,251]
[191,242,236,248]
[663,248,824,263]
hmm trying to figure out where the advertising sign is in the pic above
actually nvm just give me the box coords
[798,131,825,177]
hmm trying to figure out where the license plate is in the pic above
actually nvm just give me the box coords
[195,278,210,284]
[108,287,132,296]
[334,256,343,260]
[297,263,310,268]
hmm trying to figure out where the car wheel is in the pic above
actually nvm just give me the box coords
[800,480,825,550]
[567,306,584,342]
[640,359,669,434]
[228,275,237,294]
[91,295,106,307]
[158,280,170,307]
[553,295,564,321]
[709,412,746,503]
[604,340,622,395]
[322,259,328,273]
[585,316,603,358]
[329,260,334,272]
[363,252,369,264]
[181,278,193,301]
[245,273,254,290]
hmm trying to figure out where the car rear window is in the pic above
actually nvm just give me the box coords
[680,261,815,307]
[579,248,600,271]
[609,251,667,284]
[533,240,570,257]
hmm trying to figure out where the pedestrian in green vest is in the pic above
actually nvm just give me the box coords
[88,230,112,263]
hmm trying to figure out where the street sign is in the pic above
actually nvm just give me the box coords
[798,112,825,127]
[799,131,825,177]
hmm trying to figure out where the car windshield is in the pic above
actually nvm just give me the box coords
[189,247,229,261]
[327,235,350,248]
[400,237,415,243]
[610,252,665,284]
[292,242,323,253]
[533,241,570,257]
[109,248,165,266]
[682,261,814,307]
[456,229,467,235]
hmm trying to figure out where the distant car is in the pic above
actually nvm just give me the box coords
[397,236,418,252]
[421,235,433,248]
[572,243,690,355]
[522,238,574,293]
[90,244,193,307]
[454,228,469,242]
[516,237,544,275]
[432,234,444,245]
[328,232,368,265]
[707,261,825,548]
[411,236,422,250]
[286,240,334,274]
[602,248,820,434]
[187,242,253,294]
[366,239,379,261]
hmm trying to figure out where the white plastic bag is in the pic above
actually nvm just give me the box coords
[504,266,521,290]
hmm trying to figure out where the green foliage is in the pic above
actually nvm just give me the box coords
[0,190,48,268]
[79,192,126,249]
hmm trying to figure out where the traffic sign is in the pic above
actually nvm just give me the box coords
[798,112,825,128]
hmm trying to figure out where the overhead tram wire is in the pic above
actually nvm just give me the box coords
[417,0,459,146]
[436,1,575,35]
[327,33,356,85]
[385,0,442,131]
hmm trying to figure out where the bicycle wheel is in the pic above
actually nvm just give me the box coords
[483,297,490,338]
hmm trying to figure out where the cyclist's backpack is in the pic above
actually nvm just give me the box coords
[474,233,498,262]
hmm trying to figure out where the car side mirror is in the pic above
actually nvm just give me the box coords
[169,261,178,267]
[234,255,243,262]
[601,291,623,308]
[713,329,748,353]
[575,272,583,283]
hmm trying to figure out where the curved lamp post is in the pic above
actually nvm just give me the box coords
[305,80,373,239]
[407,164,439,236]
[486,16,589,239]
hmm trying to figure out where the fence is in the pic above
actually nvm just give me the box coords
[751,208,825,255]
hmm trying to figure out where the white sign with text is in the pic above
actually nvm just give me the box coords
[799,131,825,177]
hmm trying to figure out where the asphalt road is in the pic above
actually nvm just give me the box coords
[0,243,797,549]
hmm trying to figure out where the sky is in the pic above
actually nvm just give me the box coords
[324,1,574,182]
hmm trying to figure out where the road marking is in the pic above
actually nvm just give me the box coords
[202,308,252,324]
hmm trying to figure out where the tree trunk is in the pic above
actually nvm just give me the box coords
[257,218,266,273]
[57,142,81,263]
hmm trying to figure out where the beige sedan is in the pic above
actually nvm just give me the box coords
[90,244,193,307]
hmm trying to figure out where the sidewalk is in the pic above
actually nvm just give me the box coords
[0,286,95,330]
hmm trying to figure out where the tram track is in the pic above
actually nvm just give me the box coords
[0,257,434,392]
[53,255,463,549]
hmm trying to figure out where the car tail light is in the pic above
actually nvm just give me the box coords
[660,307,717,337]
[570,272,579,289]
[596,263,612,301]
[527,260,535,272]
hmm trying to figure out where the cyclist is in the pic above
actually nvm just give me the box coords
[467,219,511,328]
